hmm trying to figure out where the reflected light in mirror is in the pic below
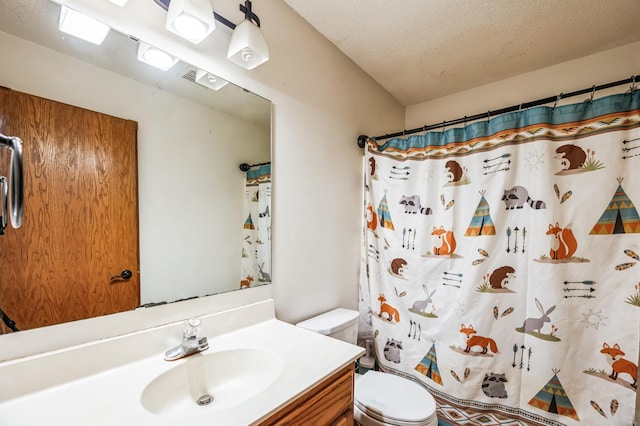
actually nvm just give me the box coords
[136,42,179,70]
[107,0,130,6]
[58,6,110,45]
[195,68,229,91]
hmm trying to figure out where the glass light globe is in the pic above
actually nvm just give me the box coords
[173,13,207,42]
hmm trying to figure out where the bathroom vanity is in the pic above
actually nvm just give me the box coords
[0,299,363,425]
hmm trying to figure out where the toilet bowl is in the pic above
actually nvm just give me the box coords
[296,309,438,426]
[354,371,437,426]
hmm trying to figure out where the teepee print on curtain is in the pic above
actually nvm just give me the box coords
[589,178,640,235]
[528,370,580,421]
[415,341,444,385]
[465,191,496,236]
[377,192,395,230]
[359,90,640,425]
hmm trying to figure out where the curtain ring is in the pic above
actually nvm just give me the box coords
[486,110,491,122]
[589,85,596,103]
[630,75,637,93]
[552,93,563,110]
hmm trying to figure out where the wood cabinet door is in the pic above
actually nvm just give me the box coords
[0,87,139,331]
[258,366,354,426]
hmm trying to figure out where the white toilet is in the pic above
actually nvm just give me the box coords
[297,309,438,426]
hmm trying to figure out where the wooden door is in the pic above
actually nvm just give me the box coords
[0,87,139,331]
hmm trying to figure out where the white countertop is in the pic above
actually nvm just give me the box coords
[0,301,364,425]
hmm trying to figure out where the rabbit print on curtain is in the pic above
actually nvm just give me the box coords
[240,163,271,289]
[359,91,640,425]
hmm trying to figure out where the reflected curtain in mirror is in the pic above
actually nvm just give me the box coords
[240,163,271,289]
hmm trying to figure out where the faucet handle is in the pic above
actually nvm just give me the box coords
[183,317,201,339]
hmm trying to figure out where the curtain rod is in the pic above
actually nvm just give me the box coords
[239,161,270,171]
[357,75,638,148]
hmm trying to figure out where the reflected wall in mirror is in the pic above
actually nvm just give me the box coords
[0,0,271,332]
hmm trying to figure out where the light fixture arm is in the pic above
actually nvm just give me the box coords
[239,1,260,27]
[155,0,261,30]
[213,11,236,30]
[214,1,260,29]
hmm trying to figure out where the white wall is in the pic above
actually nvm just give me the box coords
[0,30,270,304]
[405,42,640,128]
[258,2,406,323]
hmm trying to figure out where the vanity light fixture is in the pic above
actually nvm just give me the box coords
[226,1,269,70]
[58,6,111,45]
[137,42,179,71]
[166,0,216,44]
[195,68,229,90]
[156,0,269,70]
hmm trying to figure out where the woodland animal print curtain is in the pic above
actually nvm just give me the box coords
[240,163,271,289]
[359,91,639,425]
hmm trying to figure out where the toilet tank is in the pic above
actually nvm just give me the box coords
[296,308,359,344]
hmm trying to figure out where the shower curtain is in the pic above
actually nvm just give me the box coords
[360,91,639,425]
[240,163,271,289]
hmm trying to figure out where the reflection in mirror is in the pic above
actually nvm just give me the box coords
[0,0,271,332]
[240,163,272,290]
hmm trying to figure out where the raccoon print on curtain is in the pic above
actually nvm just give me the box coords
[359,91,640,425]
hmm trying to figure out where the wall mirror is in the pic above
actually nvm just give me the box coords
[0,0,272,332]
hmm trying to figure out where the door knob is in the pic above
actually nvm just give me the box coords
[110,270,133,282]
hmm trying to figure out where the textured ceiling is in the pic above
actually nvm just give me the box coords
[283,0,640,106]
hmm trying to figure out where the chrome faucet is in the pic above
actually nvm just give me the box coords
[164,317,209,361]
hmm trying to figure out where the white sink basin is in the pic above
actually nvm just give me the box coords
[140,347,283,418]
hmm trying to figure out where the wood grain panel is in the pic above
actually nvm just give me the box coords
[0,87,139,331]
[257,366,354,426]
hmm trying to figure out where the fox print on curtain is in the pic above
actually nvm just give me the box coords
[360,91,640,425]
[240,163,271,289]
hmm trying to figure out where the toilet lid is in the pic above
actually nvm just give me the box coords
[355,371,436,424]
